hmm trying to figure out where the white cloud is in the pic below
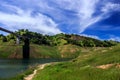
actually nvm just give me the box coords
[101,2,120,13]
[1,3,24,15]
[0,0,120,35]
[0,4,62,35]
[51,0,106,33]
[109,36,120,42]
[80,34,100,39]
[79,1,120,33]
[54,0,120,33]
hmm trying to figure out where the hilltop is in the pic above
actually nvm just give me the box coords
[0,29,118,47]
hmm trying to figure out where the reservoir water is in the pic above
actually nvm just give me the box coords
[0,58,69,79]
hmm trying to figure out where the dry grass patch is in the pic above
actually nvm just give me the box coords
[96,63,120,69]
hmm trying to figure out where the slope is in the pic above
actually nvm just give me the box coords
[33,44,120,80]
[0,41,81,59]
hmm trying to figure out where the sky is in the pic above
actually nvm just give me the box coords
[0,0,120,41]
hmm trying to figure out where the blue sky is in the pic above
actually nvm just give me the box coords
[0,0,120,41]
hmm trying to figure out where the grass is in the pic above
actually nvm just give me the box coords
[0,41,22,58]
[0,46,22,58]
[33,44,120,80]
[34,64,120,80]
[0,42,81,58]
[30,44,81,58]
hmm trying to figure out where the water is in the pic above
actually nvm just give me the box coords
[0,58,69,79]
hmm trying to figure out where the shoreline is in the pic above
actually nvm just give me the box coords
[24,63,54,80]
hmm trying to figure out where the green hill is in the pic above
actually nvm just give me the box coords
[0,29,118,47]
[33,44,120,80]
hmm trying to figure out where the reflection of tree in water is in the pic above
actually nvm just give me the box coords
[22,59,30,70]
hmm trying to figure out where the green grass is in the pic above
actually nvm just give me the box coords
[30,44,60,58]
[33,64,120,80]
[0,45,22,58]
[33,44,120,80]
[0,42,81,58]
[0,41,22,58]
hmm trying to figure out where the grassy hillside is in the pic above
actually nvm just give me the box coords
[33,44,120,80]
[0,41,81,59]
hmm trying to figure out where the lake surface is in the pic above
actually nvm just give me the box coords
[0,58,69,79]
